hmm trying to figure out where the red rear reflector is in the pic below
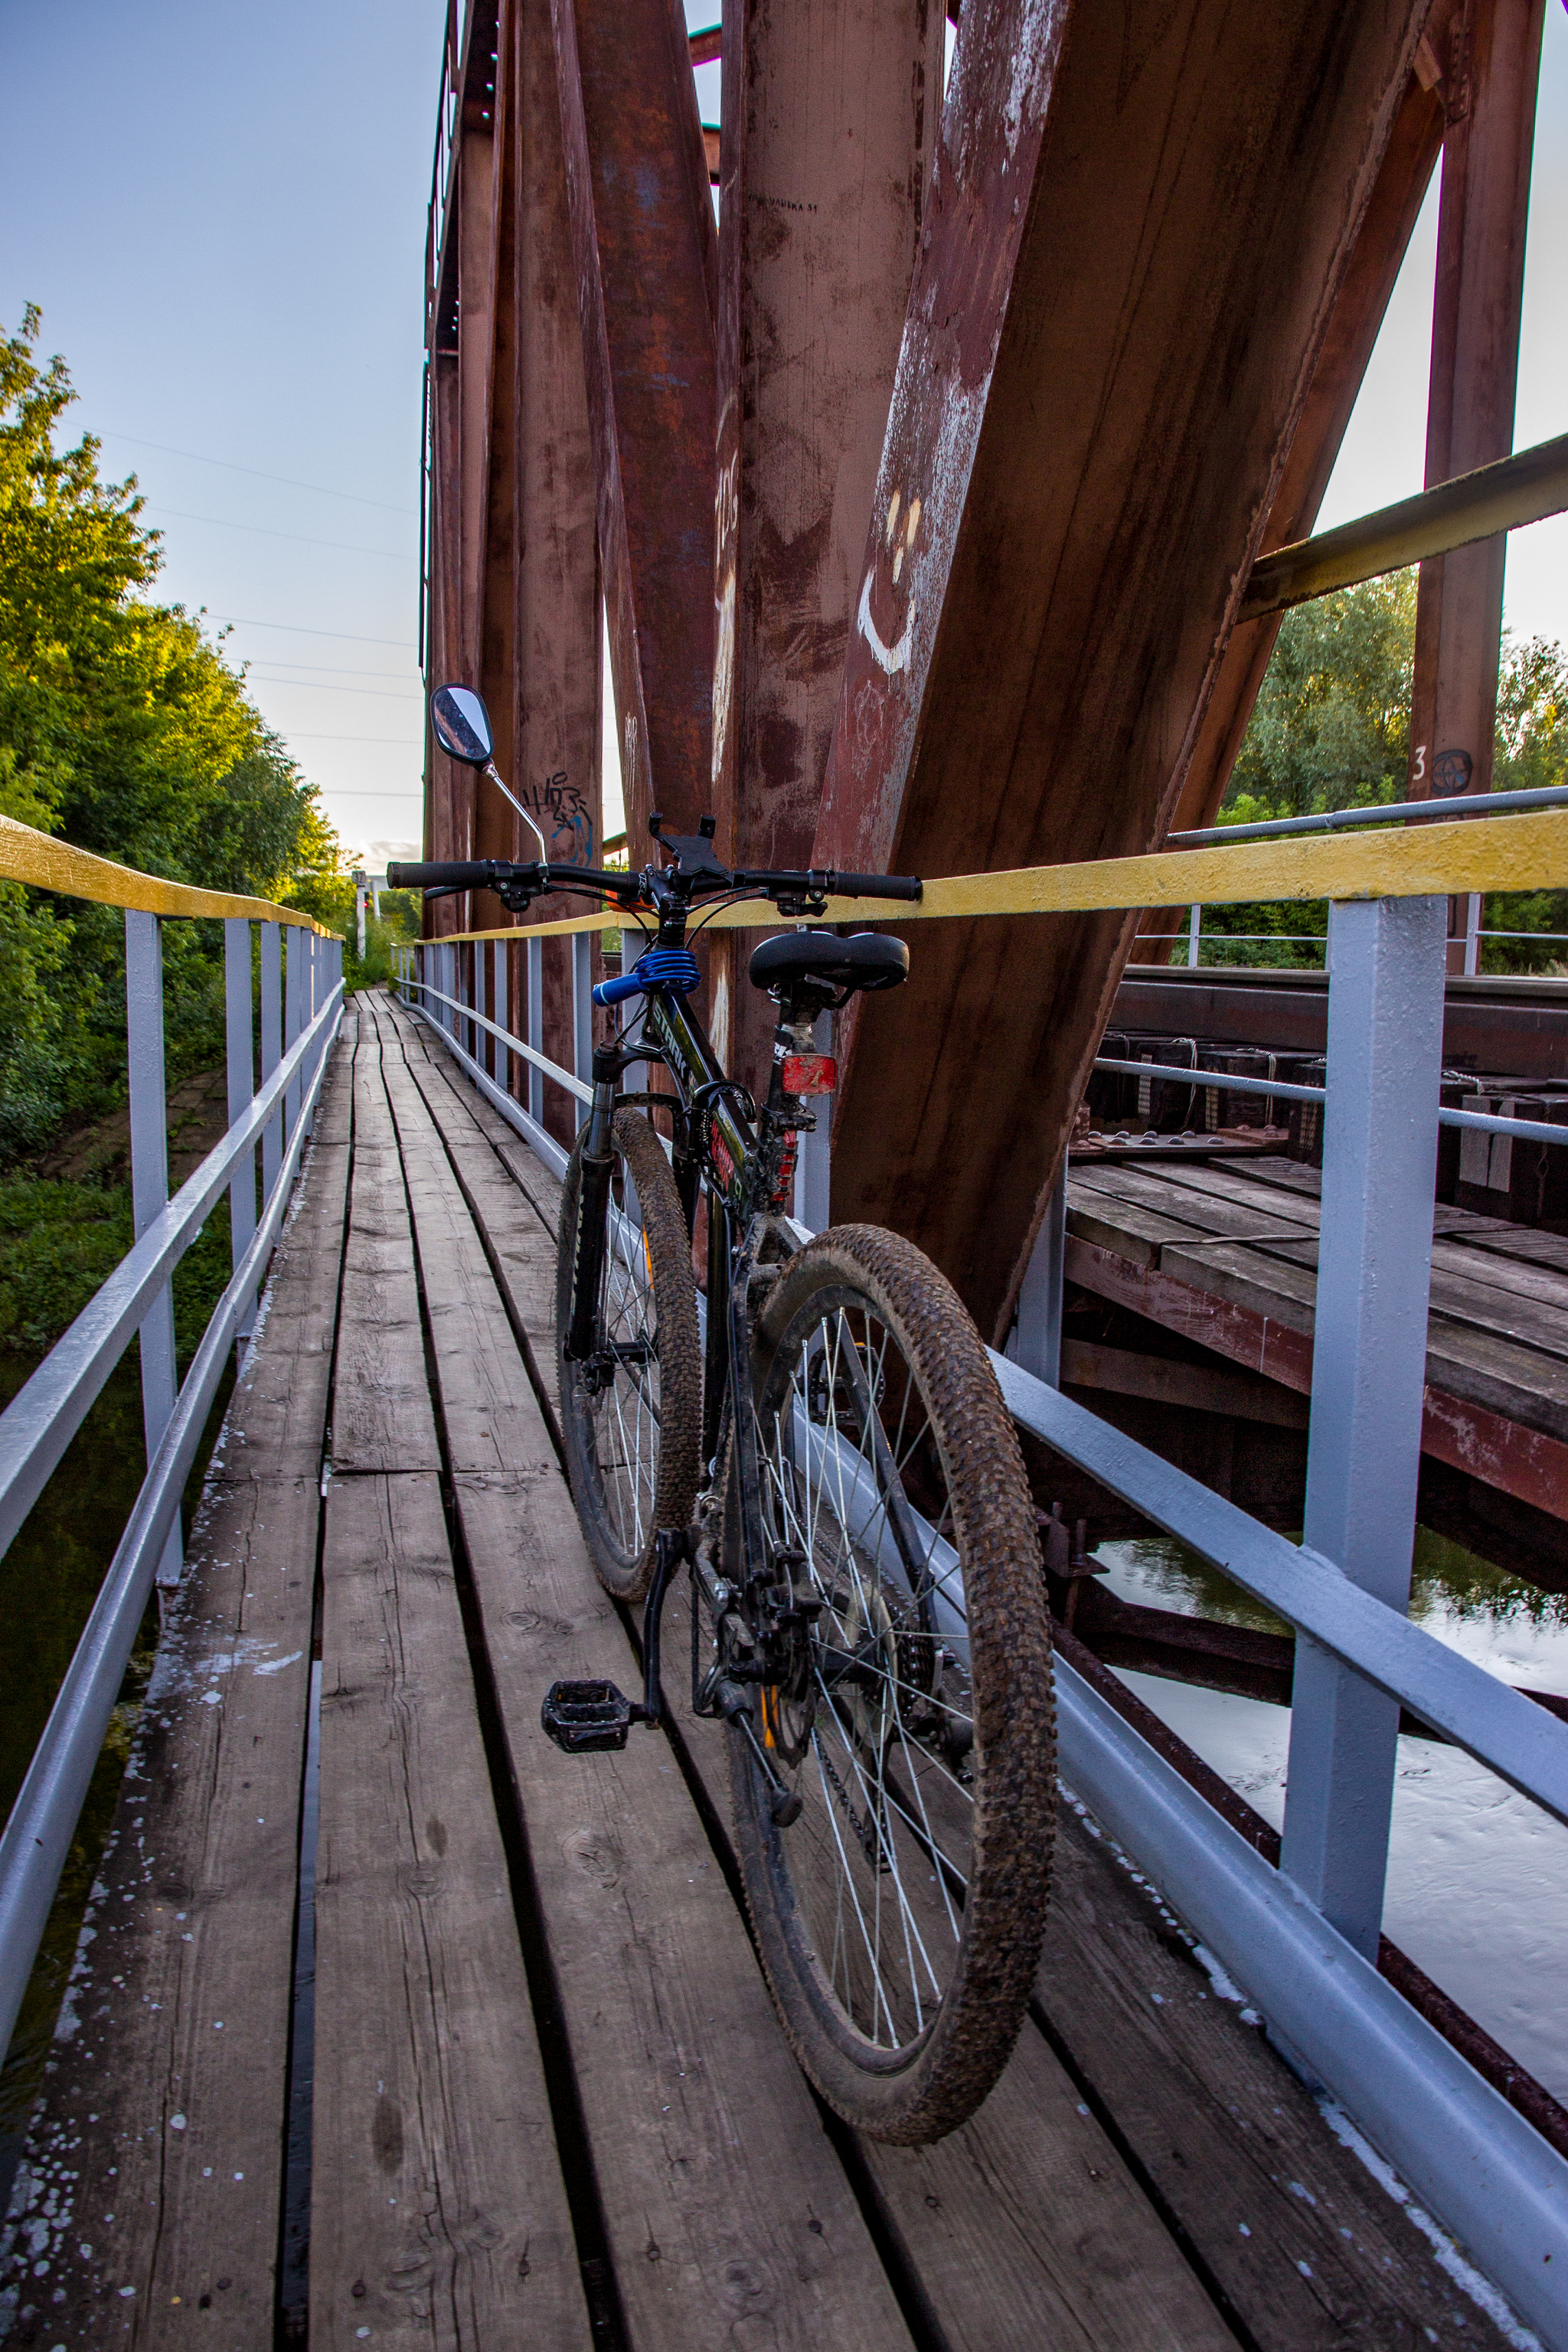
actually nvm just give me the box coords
[782,1054,837,1096]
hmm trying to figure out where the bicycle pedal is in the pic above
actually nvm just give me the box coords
[541,1678,639,1754]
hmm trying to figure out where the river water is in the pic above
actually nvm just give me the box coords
[1096,1531,1568,2104]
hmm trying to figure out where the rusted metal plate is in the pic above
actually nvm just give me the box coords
[425,2,505,932]
[550,0,718,858]
[714,0,935,1097]
[809,0,1433,1339]
[1130,38,1449,961]
[1409,0,1544,858]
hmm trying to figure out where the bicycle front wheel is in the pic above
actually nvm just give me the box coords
[557,1110,701,1601]
[727,1223,1055,2144]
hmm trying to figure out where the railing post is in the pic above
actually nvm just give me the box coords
[124,911,184,1590]
[527,934,544,1126]
[1187,903,1202,969]
[224,917,257,1344]
[473,936,487,1075]
[494,939,508,1094]
[573,930,593,1089]
[260,920,283,1203]
[304,932,319,1138]
[1279,892,1447,1958]
[1009,1154,1067,1386]
[283,925,304,1147]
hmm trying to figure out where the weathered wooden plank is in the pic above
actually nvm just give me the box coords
[396,1005,567,1242]
[309,1011,356,1146]
[374,1027,913,2342]
[1089,1161,1568,1338]
[1067,1187,1206,1271]
[2,1477,319,2347]
[1035,1801,1520,2349]
[389,1017,563,1432]
[376,1042,557,1478]
[1072,1174,1568,1431]
[332,1026,439,1475]
[311,1471,588,2351]
[214,1053,351,1482]
[452,1472,916,2352]
[655,1583,1234,2352]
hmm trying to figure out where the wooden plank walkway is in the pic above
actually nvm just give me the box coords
[1062,1152,1568,1534]
[0,994,1524,2350]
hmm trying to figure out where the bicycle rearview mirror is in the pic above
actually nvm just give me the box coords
[430,684,494,766]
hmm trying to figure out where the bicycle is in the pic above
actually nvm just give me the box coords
[390,683,1057,2145]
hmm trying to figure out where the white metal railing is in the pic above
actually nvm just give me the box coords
[404,899,1568,2344]
[0,904,344,2063]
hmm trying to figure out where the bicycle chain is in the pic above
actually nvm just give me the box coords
[816,1736,890,1873]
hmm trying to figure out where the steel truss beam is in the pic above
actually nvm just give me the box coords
[809,0,1439,1339]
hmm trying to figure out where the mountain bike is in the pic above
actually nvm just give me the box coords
[390,684,1056,2145]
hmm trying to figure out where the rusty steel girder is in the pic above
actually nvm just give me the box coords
[550,0,718,854]
[420,0,1547,1338]
[713,0,936,1096]
[809,0,1436,1335]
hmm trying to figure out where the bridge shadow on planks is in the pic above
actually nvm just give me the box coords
[0,991,1523,2352]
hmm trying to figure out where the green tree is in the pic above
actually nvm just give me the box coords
[1223,572,1416,828]
[0,307,351,1156]
[1197,580,1568,972]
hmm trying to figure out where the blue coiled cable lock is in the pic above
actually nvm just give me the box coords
[592,946,702,1009]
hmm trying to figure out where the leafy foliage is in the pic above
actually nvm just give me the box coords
[0,308,354,1160]
[1197,579,1568,972]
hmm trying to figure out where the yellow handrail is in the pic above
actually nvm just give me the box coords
[0,814,333,932]
[413,803,1568,948]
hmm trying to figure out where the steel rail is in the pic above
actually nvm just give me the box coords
[0,982,344,1561]
[404,998,574,1179]
[1092,1055,1568,1146]
[403,973,593,1106]
[0,1001,340,2062]
[1239,433,1568,623]
[1170,780,1568,848]
[1054,1656,1568,2347]
[994,1363,1568,1828]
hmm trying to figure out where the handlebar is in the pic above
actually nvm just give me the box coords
[386,861,492,890]
[384,856,923,909]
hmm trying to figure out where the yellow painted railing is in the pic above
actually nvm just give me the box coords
[0,813,333,932]
[418,803,1568,948]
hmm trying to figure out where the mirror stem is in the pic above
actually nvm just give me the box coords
[482,760,550,863]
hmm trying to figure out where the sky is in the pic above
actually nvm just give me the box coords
[0,2,1561,872]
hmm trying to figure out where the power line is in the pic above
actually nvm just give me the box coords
[247,656,418,680]
[146,504,410,559]
[95,429,416,514]
[250,676,422,701]
[209,615,416,648]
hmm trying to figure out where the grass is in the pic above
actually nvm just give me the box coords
[0,1174,235,1364]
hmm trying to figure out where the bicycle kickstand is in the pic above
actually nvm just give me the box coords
[540,1527,689,1755]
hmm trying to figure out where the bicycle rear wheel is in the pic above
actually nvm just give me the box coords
[557,1110,701,1600]
[727,1223,1054,2144]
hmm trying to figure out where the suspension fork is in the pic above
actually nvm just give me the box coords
[564,1043,621,1362]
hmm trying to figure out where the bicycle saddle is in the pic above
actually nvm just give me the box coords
[749,930,910,1006]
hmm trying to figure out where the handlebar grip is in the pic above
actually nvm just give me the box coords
[593,969,648,1008]
[831,872,923,902]
[386,861,490,890]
